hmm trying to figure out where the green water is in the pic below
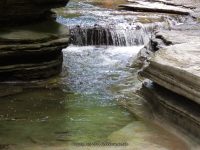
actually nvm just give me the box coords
[0,46,140,146]
[0,89,133,145]
[0,46,191,150]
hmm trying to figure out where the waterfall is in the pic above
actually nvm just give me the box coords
[69,23,163,46]
[57,1,187,47]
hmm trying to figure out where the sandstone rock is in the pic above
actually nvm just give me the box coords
[138,81,200,139]
[0,20,70,81]
[140,28,200,105]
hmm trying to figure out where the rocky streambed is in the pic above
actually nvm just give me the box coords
[0,0,200,149]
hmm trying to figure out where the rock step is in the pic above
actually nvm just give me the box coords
[0,20,70,44]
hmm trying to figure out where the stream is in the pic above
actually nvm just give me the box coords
[0,1,194,150]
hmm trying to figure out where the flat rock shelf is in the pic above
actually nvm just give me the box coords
[119,1,193,15]
[141,28,200,105]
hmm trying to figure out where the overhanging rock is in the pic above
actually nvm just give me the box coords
[140,28,200,105]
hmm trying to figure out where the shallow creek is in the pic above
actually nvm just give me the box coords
[0,1,194,150]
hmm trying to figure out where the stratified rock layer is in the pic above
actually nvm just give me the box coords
[0,0,69,24]
[139,81,200,139]
[141,27,200,105]
[0,21,69,81]
[119,1,192,15]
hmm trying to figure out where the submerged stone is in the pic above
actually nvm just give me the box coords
[108,121,190,150]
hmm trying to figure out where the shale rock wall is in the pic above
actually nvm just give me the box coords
[138,23,200,139]
[123,0,200,139]
[0,0,70,81]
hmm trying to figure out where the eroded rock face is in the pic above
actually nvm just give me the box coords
[0,21,69,81]
[0,0,69,24]
[140,27,200,105]
[0,0,70,82]
[138,81,200,140]
[126,0,200,140]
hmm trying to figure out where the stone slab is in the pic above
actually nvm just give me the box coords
[141,28,200,105]
[120,1,193,15]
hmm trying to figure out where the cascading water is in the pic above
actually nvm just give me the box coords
[57,1,186,46]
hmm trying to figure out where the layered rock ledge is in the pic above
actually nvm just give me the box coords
[0,21,69,81]
[141,27,200,105]
[138,81,200,139]
[0,0,70,82]
[137,23,200,138]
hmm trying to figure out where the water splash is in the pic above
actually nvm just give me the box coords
[57,1,187,46]
[69,21,173,46]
